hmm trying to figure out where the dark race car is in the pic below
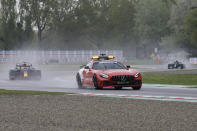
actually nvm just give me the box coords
[168,60,185,69]
[76,54,142,90]
[9,62,41,80]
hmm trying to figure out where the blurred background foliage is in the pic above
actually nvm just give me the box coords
[0,0,197,56]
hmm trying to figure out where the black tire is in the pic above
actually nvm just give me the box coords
[34,75,41,80]
[168,65,173,69]
[9,70,15,80]
[37,71,42,80]
[115,87,122,90]
[76,73,83,89]
[9,76,15,80]
[32,70,41,80]
[93,74,103,90]
[180,64,184,69]
[132,86,141,90]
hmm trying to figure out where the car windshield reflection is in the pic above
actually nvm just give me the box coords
[93,62,125,70]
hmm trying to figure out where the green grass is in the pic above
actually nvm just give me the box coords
[142,72,197,85]
[0,89,66,95]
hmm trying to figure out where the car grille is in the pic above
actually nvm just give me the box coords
[110,75,134,82]
[103,80,141,87]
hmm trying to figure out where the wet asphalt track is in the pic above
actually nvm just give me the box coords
[0,69,197,99]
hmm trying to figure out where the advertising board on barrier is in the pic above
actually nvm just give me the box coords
[190,58,197,64]
[0,50,124,64]
[0,57,8,63]
[0,53,8,63]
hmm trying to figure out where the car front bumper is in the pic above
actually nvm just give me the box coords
[100,80,142,87]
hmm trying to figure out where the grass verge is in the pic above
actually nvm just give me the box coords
[142,72,197,86]
[0,89,66,95]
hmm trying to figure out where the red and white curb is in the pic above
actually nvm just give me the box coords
[70,93,197,103]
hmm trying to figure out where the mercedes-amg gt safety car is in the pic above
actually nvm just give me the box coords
[9,62,41,80]
[76,54,142,90]
[168,60,185,69]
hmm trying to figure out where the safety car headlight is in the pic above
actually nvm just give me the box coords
[135,73,140,78]
[99,73,109,79]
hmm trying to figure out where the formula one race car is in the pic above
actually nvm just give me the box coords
[9,62,41,80]
[168,60,185,69]
[76,54,142,90]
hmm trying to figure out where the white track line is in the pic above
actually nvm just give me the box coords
[71,93,197,103]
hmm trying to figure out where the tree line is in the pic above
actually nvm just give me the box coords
[0,0,196,56]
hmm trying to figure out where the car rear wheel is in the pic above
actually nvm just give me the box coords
[76,73,83,89]
[37,71,42,80]
[30,71,41,80]
[132,86,141,90]
[9,76,15,80]
[180,65,184,69]
[35,73,42,80]
[9,70,15,80]
[93,74,103,90]
[168,65,173,69]
[115,86,122,90]
[34,75,41,80]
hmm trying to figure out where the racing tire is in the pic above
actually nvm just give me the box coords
[9,76,15,80]
[114,87,122,90]
[32,71,41,80]
[76,73,83,89]
[168,65,173,69]
[34,75,41,81]
[180,65,184,69]
[93,74,103,90]
[132,86,141,90]
[37,73,42,81]
[9,70,15,80]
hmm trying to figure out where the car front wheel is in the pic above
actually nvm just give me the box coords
[132,86,141,90]
[93,74,103,90]
[9,76,15,80]
[115,87,122,90]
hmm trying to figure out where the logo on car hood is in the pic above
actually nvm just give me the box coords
[121,76,126,82]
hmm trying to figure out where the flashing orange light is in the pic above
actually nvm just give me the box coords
[108,55,115,59]
[92,56,99,60]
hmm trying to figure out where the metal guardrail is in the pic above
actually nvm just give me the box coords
[0,50,124,64]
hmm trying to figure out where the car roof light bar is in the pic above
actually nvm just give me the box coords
[92,54,115,60]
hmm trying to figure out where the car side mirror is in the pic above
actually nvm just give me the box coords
[126,65,131,69]
[84,66,90,69]
[80,65,85,69]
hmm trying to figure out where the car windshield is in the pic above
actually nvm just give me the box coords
[93,62,125,70]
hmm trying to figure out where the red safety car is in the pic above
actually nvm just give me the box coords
[76,54,142,90]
